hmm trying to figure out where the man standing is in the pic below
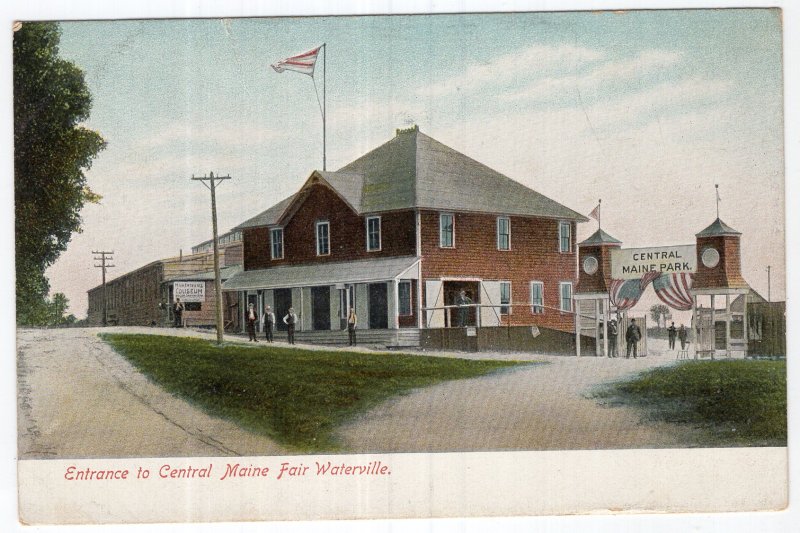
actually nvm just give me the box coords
[626,318,642,358]
[678,324,688,350]
[284,307,298,345]
[263,305,275,343]
[173,297,184,328]
[667,321,677,350]
[607,319,618,357]
[455,289,472,328]
[347,307,358,346]
[246,303,258,342]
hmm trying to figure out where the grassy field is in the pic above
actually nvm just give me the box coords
[102,333,527,451]
[599,359,786,446]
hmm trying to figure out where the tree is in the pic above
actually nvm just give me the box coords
[649,304,670,330]
[14,22,106,324]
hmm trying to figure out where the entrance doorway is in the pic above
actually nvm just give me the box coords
[443,281,479,327]
[273,288,292,331]
[368,283,388,329]
[311,286,331,331]
[339,285,355,330]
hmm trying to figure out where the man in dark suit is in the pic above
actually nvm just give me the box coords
[626,318,642,358]
[667,321,677,350]
[246,303,259,342]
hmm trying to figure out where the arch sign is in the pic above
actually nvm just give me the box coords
[611,245,697,280]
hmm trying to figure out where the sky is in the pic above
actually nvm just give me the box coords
[38,9,785,318]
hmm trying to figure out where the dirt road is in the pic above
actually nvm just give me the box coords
[17,327,287,459]
[336,339,702,452]
[17,327,699,458]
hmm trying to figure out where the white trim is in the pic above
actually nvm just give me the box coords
[499,280,512,315]
[496,216,511,251]
[365,215,382,252]
[530,281,544,314]
[398,280,413,316]
[439,212,455,248]
[315,220,330,256]
[270,227,284,260]
[559,281,574,312]
[558,220,572,253]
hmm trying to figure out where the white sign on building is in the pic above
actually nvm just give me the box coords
[173,281,206,303]
[611,245,697,280]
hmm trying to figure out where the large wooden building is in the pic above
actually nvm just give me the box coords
[222,126,587,346]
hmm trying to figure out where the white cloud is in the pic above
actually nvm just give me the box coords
[498,50,683,102]
[133,122,285,150]
[415,43,604,98]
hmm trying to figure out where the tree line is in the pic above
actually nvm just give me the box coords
[14,22,105,325]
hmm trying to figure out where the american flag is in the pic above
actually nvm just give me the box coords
[609,278,645,311]
[271,45,322,76]
[639,270,662,291]
[653,273,694,311]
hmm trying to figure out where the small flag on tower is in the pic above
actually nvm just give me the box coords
[589,203,600,221]
[271,45,322,76]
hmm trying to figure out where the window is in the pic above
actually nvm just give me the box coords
[439,213,454,248]
[497,216,510,250]
[500,281,511,315]
[316,221,330,256]
[559,221,572,253]
[560,282,573,312]
[530,282,544,314]
[366,216,381,251]
[398,281,412,316]
[271,228,284,260]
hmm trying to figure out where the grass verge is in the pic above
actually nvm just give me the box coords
[597,359,786,446]
[101,333,528,451]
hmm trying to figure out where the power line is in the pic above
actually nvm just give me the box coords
[92,250,115,326]
[192,172,231,344]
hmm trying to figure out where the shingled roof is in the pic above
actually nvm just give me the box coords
[236,127,587,229]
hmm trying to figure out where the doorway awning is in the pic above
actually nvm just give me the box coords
[222,256,420,291]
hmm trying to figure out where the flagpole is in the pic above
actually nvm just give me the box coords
[598,198,601,230]
[715,184,719,219]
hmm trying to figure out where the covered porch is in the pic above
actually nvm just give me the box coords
[221,256,422,345]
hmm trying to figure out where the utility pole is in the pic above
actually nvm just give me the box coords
[92,251,115,326]
[192,171,231,344]
[766,266,771,302]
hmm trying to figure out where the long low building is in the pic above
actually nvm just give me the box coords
[86,234,243,327]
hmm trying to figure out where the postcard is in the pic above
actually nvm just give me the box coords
[8,1,793,528]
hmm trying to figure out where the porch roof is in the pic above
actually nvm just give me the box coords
[222,256,420,291]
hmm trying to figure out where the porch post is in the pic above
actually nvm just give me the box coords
[393,278,400,329]
[693,295,698,359]
[602,297,609,357]
[594,298,601,356]
[725,293,731,357]
[575,300,581,357]
[416,263,423,329]
[710,294,715,360]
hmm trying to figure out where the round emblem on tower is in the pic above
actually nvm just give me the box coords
[583,256,599,275]
[701,247,720,268]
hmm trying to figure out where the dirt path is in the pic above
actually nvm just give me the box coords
[336,339,702,452]
[17,327,700,458]
[17,327,288,459]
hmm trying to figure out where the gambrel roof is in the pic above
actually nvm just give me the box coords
[235,127,587,230]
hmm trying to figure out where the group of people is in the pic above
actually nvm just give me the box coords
[605,318,688,358]
[244,304,360,346]
[605,318,643,358]
[245,304,297,343]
